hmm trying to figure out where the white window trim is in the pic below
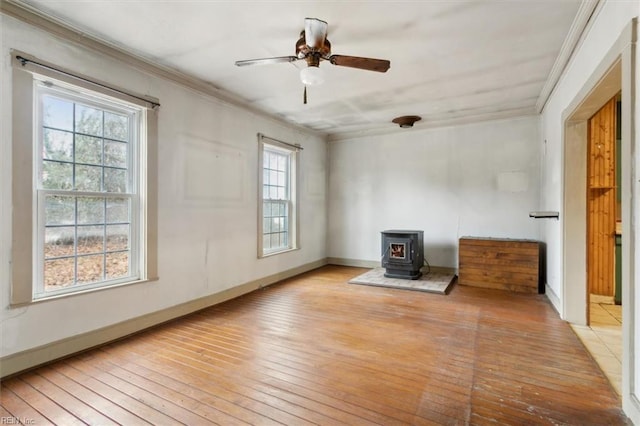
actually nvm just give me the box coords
[257,134,300,258]
[10,51,159,305]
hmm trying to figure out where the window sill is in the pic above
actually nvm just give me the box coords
[10,276,159,308]
[259,247,300,259]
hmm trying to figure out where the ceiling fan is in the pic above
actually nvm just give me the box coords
[235,18,391,103]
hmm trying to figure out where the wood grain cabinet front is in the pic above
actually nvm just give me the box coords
[458,237,542,294]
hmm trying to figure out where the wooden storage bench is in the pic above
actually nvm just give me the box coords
[458,237,542,293]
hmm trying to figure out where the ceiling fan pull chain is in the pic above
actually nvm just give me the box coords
[303,85,307,104]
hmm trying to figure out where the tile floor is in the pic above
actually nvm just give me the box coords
[571,296,622,395]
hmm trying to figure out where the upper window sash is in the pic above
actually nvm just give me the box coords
[263,149,291,201]
[35,81,141,195]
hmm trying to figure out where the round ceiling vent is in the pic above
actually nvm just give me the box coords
[392,115,422,128]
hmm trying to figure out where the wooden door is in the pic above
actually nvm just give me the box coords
[587,97,616,296]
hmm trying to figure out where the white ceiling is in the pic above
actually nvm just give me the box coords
[10,0,584,139]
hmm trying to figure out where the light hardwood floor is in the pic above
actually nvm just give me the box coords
[0,266,630,425]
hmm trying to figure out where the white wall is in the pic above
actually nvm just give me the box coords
[540,1,639,423]
[0,15,327,359]
[327,116,540,268]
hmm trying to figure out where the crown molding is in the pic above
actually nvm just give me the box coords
[535,0,601,113]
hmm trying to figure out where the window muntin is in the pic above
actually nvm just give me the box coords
[260,142,297,256]
[34,81,142,298]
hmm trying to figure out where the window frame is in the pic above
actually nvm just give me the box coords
[33,82,141,298]
[10,51,159,304]
[257,135,300,258]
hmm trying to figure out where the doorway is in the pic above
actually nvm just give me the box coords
[583,96,623,394]
[587,96,621,309]
[563,61,623,394]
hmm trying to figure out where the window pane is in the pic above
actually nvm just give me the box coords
[263,217,270,234]
[77,197,105,225]
[45,226,75,258]
[277,155,286,171]
[106,224,129,251]
[43,95,73,131]
[42,160,73,189]
[104,111,128,141]
[270,233,280,248]
[269,170,278,185]
[104,141,127,168]
[277,187,285,199]
[45,195,75,226]
[106,252,129,279]
[43,129,73,162]
[270,186,278,199]
[44,257,75,289]
[77,225,104,254]
[75,164,102,191]
[104,168,127,193]
[277,171,285,187]
[77,254,104,284]
[75,134,102,165]
[75,104,103,137]
[107,198,130,223]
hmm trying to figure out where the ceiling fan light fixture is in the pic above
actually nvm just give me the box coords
[300,65,324,86]
[392,115,422,128]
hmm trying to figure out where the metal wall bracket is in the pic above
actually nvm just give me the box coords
[529,211,559,219]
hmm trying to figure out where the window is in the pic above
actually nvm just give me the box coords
[258,135,299,257]
[11,51,158,303]
[35,82,141,298]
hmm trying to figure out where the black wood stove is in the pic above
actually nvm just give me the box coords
[381,230,424,279]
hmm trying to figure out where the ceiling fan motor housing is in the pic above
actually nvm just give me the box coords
[296,31,331,65]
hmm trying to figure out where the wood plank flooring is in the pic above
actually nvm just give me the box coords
[0,265,630,425]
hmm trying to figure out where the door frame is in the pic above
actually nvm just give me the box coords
[563,63,620,326]
[561,18,638,420]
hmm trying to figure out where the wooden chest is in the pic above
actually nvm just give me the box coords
[458,237,542,293]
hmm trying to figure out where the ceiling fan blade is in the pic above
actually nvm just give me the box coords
[235,56,299,67]
[329,55,391,73]
[305,18,328,49]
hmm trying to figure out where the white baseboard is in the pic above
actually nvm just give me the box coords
[0,258,327,379]
[326,257,379,268]
[545,283,562,316]
[326,257,457,275]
